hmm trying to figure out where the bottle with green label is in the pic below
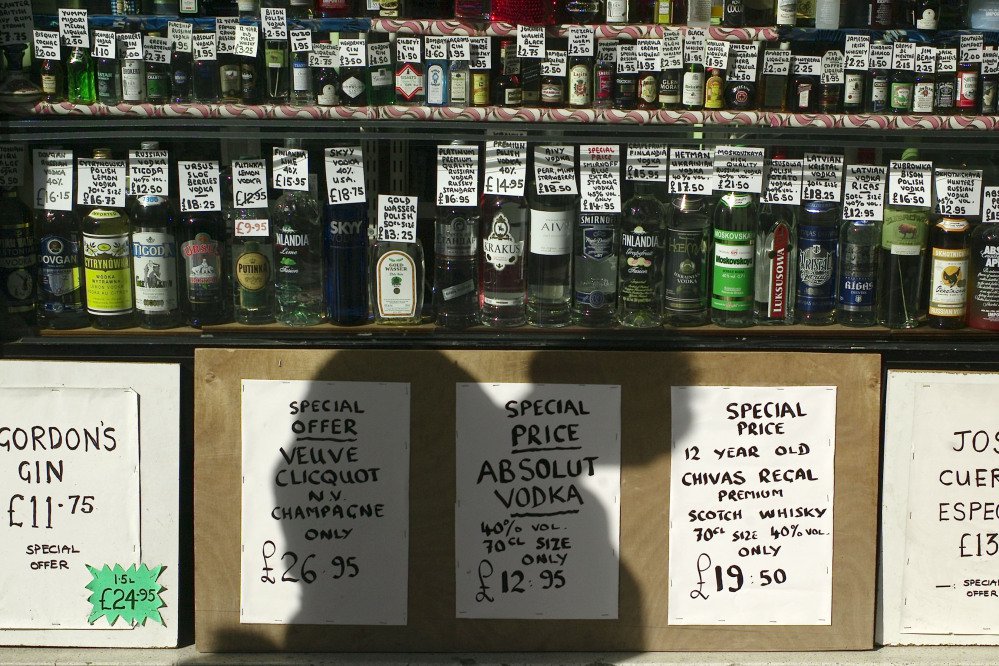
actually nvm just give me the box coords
[82,148,135,330]
[616,182,666,328]
[711,191,757,327]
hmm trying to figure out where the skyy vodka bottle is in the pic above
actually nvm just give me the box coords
[324,201,369,325]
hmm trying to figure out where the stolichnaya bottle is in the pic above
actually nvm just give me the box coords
[664,193,712,327]
[711,191,756,327]
[753,201,797,324]
[480,191,527,327]
[617,182,667,328]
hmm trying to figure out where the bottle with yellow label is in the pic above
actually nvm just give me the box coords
[82,149,136,330]
[704,68,725,109]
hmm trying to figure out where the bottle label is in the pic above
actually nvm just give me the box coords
[870,77,888,104]
[845,73,863,105]
[292,63,311,91]
[796,82,811,109]
[483,211,523,270]
[582,226,614,261]
[890,81,913,109]
[838,240,876,311]
[504,86,523,105]
[568,64,591,105]
[665,227,707,312]
[621,235,655,306]
[983,80,997,112]
[796,223,837,314]
[639,74,657,103]
[776,0,796,24]
[606,0,628,21]
[928,246,969,316]
[681,70,704,106]
[318,83,339,105]
[426,64,446,105]
[936,79,955,107]
[371,66,393,88]
[711,229,753,312]
[275,228,315,282]
[83,230,133,314]
[957,71,979,107]
[529,209,572,256]
[396,63,424,101]
[916,8,938,28]
[763,221,792,319]
[912,81,934,112]
[972,243,999,324]
[882,207,928,251]
[436,216,478,258]
[471,72,490,105]
[442,279,475,302]
[342,75,366,100]
[1,223,36,312]
[181,232,221,303]
[235,247,272,293]
[540,81,563,104]
[376,249,417,317]
[133,231,178,313]
[39,234,81,303]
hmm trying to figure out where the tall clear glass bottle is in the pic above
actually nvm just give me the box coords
[836,218,880,327]
[795,200,839,325]
[479,192,527,327]
[264,38,290,103]
[572,210,619,327]
[433,205,479,329]
[36,208,88,329]
[526,185,574,328]
[710,191,756,327]
[617,182,667,328]
[753,201,796,324]
[664,192,712,327]
[272,182,325,325]
[131,194,182,328]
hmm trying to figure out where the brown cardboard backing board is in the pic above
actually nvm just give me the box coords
[194,349,879,652]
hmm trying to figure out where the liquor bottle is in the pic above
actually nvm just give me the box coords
[926,216,970,328]
[526,181,574,327]
[568,53,594,109]
[681,61,705,111]
[614,48,638,110]
[67,46,96,104]
[371,230,425,325]
[264,37,290,103]
[878,149,929,328]
[324,201,369,325]
[540,48,567,108]
[194,42,221,103]
[179,209,229,327]
[956,52,980,115]
[636,64,659,110]
[522,59,542,105]
[665,193,712,327]
[593,46,615,109]
[836,218,880,327]
[493,40,522,107]
[290,49,313,106]
[912,59,935,114]
[433,205,479,329]
[558,0,603,21]
[865,45,889,112]
[449,47,472,107]
[179,0,201,13]
[688,0,712,24]
[982,46,998,113]
[631,0,656,21]
[35,205,87,329]
[790,57,819,112]
[407,0,452,17]
[573,209,619,327]
[967,210,999,330]
[479,192,527,327]
[710,191,756,327]
[843,68,865,113]
[120,53,144,102]
[367,35,394,106]
[95,50,122,106]
[272,182,324,326]
[818,58,842,113]
[814,0,839,27]
[40,57,65,104]
[82,149,135,329]
[171,44,194,103]
[725,66,756,110]
[889,60,915,114]
[313,43,341,106]
[146,42,171,104]
[753,201,796,324]
[867,0,894,27]
[703,68,724,109]
[339,35,369,106]
[225,170,275,325]
[0,189,36,325]
[471,63,490,106]
[394,37,423,105]
[654,0,673,21]
[131,194,182,329]
[759,42,790,111]
[795,200,838,325]
[455,0,490,19]
[425,38,449,106]
[915,0,940,27]
[617,182,666,328]
[796,0,816,25]
[288,0,313,16]
[606,0,629,21]
[317,0,355,16]
[722,0,746,25]
[240,49,264,104]
[775,0,797,25]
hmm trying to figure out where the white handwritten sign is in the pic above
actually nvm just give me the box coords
[935,169,982,217]
[272,148,308,192]
[261,7,288,41]
[33,30,60,61]
[232,159,269,210]
[168,21,192,54]
[713,146,765,194]
[534,145,577,197]
[888,160,933,209]
[377,194,418,243]
[127,149,169,197]
[324,147,365,206]
[802,153,844,203]
[580,145,621,214]
[842,165,887,222]
[668,385,836,625]
[33,149,73,212]
[0,0,32,46]
[234,24,258,58]
[177,160,221,213]
[0,144,25,188]
[517,25,545,59]
[626,144,669,182]
[668,148,713,196]
[58,8,89,49]
[484,141,527,198]
[77,158,125,208]
[762,159,803,206]
[455,383,621,620]
[239,380,410,625]
[92,30,116,60]
[437,145,479,208]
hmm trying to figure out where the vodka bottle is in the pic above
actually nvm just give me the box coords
[710,192,756,327]
[180,210,229,327]
[0,189,36,326]
[795,200,839,325]
[526,185,574,328]
[753,201,796,324]
[371,236,425,325]
[225,166,275,325]
[836,218,880,327]
[433,206,479,329]
[926,216,970,329]
[324,201,369,325]
[617,182,666,328]
[572,210,619,327]
[480,193,527,327]
[968,213,999,330]
[273,185,325,325]
[131,194,182,328]
[36,207,88,329]
[665,193,712,327]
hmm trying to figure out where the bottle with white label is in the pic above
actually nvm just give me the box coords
[775,0,797,25]
[132,194,182,329]
[573,209,619,327]
[927,216,970,329]
[754,201,797,324]
[617,182,666,328]
[526,181,575,328]
[434,205,479,329]
[371,234,425,325]
[606,0,629,22]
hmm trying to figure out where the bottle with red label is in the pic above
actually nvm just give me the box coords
[956,53,980,114]
[753,200,797,324]
[180,210,230,327]
[315,0,356,16]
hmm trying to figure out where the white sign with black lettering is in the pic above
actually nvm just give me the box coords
[597,39,618,64]
[684,29,705,66]
[626,144,669,182]
[119,33,142,61]
[290,29,312,54]
[668,148,713,196]
[888,160,933,209]
[234,24,258,58]
[424,36,447,61]
[239,379,410,625]
[168,21,192,53]
[470,37,491,70]
[33,30,60,61]
[661,32,682,70]
[216,16,238,55]
[58,8,89,49]
[177,160,221,213]
[534,145,577,197]
[261,7,288,41]
[937,48,957,73]
[396,36,421,64]
[76,158,125,209]
[0,145,25,188]
[192,33,216,61]
[568,25,594,57]
[0,388,140,630]
[935,169,982,218]
[617,44,637,74]
[869,42,892,70]
[802,154,844,204]
[231,159,268,211]
[324,147,366,206]
[542,50,567,77]
[272,148,308,192]
[762,48,792,76]
[437,145,479,208]
[986,187,999,224]
[127,150,169,197]
[580,145,621,214]
[986,48,999,76]
[484,141,527,198]
[792,55,820,76]
[377,194,418,243]
[339,38,367,67]
[92,30,116,59]
[517,25,545,60]
[637,39,662,72]
[713,146,764,194]
[0,0,32,46]
[762,159,803,206]
[728,42,759,83]
[309,42,337,68]
[455,383,621,620]
[668,385,836,626]
[845,34,869,71]
[842,165,887,222]
[961,33,984,64]
[892,41,915,72]
[33,149,73,212]
[821,50,844,85]
[915,46,935,75]
[704,40,730,71]
[144,35,170,65]
[449,36,470,61]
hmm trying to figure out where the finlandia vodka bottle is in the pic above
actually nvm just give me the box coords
[573,210,619,327]
[480,193,527,327]
[753,202,796,324]
[795,200,839,325]
[617,182,666,328]
[324,201,369,325]
[665,193,712,327]
[527,187,575,327]
[273,188,325,325]
[836,218,880,327]
[433,205,479,329]
[711,192,756,327]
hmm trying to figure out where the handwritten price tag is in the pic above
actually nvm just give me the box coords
[888,160,933,208]
[192,33,217,61]
[261,7,288,41]
[517,25,545,59]
[168,21,193,54]
[580,145,621,214]
[77,158,126,208]
[935,169,982,217]
[484,141,527,198]
[119,33,142,61]
[626,144,669,182]
[324,147,366,205]
[235,218,270,237]
[33,30,60,61]
[762,159,803,206]
[234,24,258,58]
[802,153,844,203]
[232,159,269,209]
[437,145,479,208]
[984,187,999,223]
[290,29,312,54]
[59,8,89,49]
[568,26,594,57]
[713,146,764,194]
[845,35,869,71]
[33,149,74,212]
[668,148,713,196]
[127,149,169,197]
[842,165,887,222]
[177,160,221,213]
[272,148,309,192]
[144,36,170,65]
[397,36,421,64]
[86,564,166,627]
[534,145,577,197]
[92,30,116,59]
[377,194,418,243]
[216,16,238,55]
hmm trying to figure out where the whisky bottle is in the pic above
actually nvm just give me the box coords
[617,182,666,328]
[492,40,522,107]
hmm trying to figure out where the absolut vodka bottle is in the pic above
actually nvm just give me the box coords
[573,210,619,327]
[617,182,666,328]
[711,192,756,327]
[795,200,839,325]
[273,186,325,325]
[433,205,479,329]
[526,186,575,328]
[324,201,369,325]
[665,193,712,327]
[754,201,797,324]
[836,218,880,327]
[479,192,527,327]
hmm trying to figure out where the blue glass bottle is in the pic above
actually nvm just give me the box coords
[323,201,369,325]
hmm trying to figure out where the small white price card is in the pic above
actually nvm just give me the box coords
[261,7,288,41]
[802,153,844,203]
[0,144,24,188]
[77,158,126,208]
[58,8,89,49]
[892,41,915,71]
[377,194,418,243]
[119,32,142,61]
[484,141,527,198]
[935,169,982,217]
[668,385,836,626]
[661,32,682,70]
[449,36,471,61]
[568,25,594,57]
[517,25,545,59]
[396,36,421,64]
[470,36,491,70]
[92,30,116,59]
[616,44,638,74]
[369,41,391,68]
[580,145,621,214]
[704,39,730,71]
[985,48,999,76]
[234,24,259,58]
[534,145,577,197]
[668,148,713,196]
[869,42,892,70]
[842,165,887,222]
[888,160,933,209]
[762,48,792,76]
[626,144,669,182]
[168,21,193,53]
[762,159,803,206]
[272,148,309,192]
[324,147,366,205]
[792,55,820,76]
[144,35,170,65]
[177,160,221,213]
[845,34,869,71]
[33,149,73,212]
[0,0,31,46]
[290,29,312,53]
[820,50,844,85]
[339,38,367,67]
[33,30,60,62]
[961,33,983,64]
[913,45,934,75]
[597,39,619,64]
[424,35,447,61]
[684,28,705,65]
[437,144,479,208]
[728,42,759,83]
[127,149,169,197]
[542,50,567,77]
[216,16,238,55]
[937,48,957,73]
[310,42,337,68]
[192,32,217,61]
[984,186,999,223]
[232,159,269,210]
[713,146,765,194]
[637,38,662,72]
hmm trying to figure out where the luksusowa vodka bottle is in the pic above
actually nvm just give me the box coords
[572,209,619,327]
[753,201,797,324]
[711,191,756,327]
[272,183,325,326]
[324,201,369,325]
[433,205,479,329]
[795,200,839,325]
[526,183,575,327]
[479,191,528,327]
[665,193,712,327]
[617,182,666,328]
[836,218,880,327]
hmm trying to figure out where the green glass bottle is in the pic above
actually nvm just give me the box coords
[66,46,96,104]
[710,191,757,327]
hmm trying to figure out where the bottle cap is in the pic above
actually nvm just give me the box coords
[901,147,919,161]
[93,148,112,159]
[140,141,159,150]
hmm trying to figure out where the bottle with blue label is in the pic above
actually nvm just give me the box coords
[573,210,619,327]
[324,201,370,325]
[796,200,839,325]
[836,218,880,327]
[36,207,87,330]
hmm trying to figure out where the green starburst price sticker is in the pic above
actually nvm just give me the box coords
[85,564,166,626]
